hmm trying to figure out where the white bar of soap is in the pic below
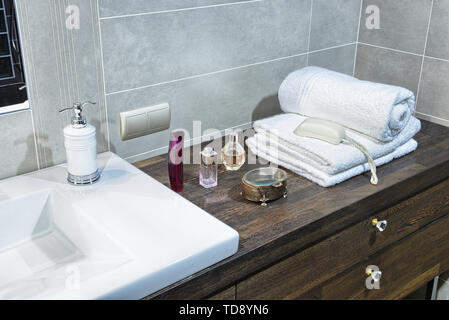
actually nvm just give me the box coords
[294,118,346,145]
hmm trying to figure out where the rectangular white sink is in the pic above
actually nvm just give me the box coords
[0,152,239,299]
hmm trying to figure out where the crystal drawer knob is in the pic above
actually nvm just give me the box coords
[371,218,387,232]
[366,268,382,282]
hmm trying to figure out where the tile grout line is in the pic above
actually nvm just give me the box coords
[106,42,356,97]
[105,52,309,96]
[358,41,449,63]
[425,55,449,63]
[309,42,357,55]
[56,0,71,167]
[358,41,423,57]
[99,0,265,20]
[96,0,111,151]
[90,0,108,152]
[305,0,314,66]
[54,0,71,137]
[23,0,45,169]
[415,111,449,128]
[54,0,69,124]
[69,0,80,101]
[50,0,64,123]
[353,0,363,76]
[64,0,76,105]
[15,0,40,170]
[59,0,73,131]
[415,0,434,110]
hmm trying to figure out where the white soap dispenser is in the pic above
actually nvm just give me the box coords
[59,101,100,185]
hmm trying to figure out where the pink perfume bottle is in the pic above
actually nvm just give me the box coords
[168,130,184,192]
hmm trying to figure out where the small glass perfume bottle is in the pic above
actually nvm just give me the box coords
[199,147,218,188]
[222,132,245,171]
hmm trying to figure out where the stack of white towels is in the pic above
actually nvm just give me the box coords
[246,66,421,187]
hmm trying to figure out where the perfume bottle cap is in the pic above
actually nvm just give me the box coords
[169,130,184,166]
[170,130,185,142]
[201,147,217,165]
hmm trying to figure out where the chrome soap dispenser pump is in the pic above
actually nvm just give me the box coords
[59,101,100,185]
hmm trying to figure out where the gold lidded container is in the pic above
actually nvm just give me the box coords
[241,167,288,206]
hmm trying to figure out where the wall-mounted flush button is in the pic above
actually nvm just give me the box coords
[120,103,170,141]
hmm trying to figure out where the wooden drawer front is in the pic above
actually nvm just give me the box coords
[303,212,449,299]
[207,286,236,300]
[237,179,449,299]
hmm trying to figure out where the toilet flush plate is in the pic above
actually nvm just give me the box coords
[120,103,170,141]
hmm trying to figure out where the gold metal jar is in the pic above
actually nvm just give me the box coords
[241,167,288,206]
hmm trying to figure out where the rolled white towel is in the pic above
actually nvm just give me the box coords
[278,66,415,142]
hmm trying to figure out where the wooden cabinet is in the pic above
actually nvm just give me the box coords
[237,179,449,300]
[303,213,449,299]
[207,286,236,300]
[138,121,449,300]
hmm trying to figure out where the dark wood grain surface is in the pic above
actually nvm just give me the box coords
[134,120,449,299]
[236,179,449,299]
[300,212,449,299]
[207,286,236,300]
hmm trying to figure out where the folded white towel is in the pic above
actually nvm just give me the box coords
[246,137,417,187]
[252,113,421,175]
[278,66,416,142]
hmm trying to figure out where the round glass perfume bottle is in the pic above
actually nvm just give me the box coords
[222,133,245,171]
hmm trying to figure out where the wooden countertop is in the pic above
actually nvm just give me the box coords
[134,120,449,299]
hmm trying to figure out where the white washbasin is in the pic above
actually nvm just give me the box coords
[0,152,239,299]
[0,189,129,299]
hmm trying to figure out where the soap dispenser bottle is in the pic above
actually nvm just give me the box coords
[59,101,100,185]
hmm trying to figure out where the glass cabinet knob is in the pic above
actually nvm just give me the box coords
[366,268,382,282]
[371,218,387,232]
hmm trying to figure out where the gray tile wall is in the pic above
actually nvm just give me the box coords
[0,109,38,179]
[98,0,258,18]
[4,0,449,179]
[0,0,362,178]
[15,0,109,168]
[355,0,449,127]
[101,0,311,94]
[308,44,357,76]
[99,0,362,161]
[0,0,108,179]
[309,0,361,51]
